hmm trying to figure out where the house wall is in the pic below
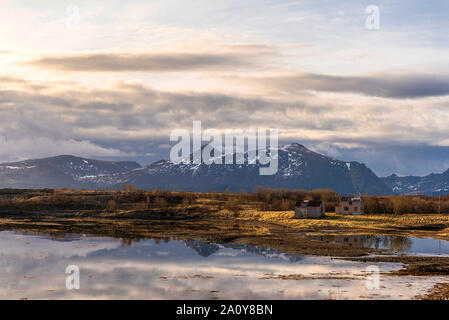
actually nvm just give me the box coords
[294,207,306,218]
[308,206,325,218]
[295,205,325,218]
[335,201,364,215]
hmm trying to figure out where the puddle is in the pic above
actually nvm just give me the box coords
[0,230,446,299]
[306,234,449,256]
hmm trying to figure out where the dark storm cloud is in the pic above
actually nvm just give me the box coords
[260,73,449,98]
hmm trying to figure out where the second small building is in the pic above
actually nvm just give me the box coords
[295,200,325,219]
[335,197,364,215]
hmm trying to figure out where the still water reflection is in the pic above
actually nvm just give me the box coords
[0,230,443,300]
[306,234,449,256]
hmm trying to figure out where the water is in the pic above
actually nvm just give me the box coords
[306,234,449,256]
[0,230,444,300]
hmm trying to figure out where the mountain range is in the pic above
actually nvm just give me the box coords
[112,143,393,195]
[381,170,449,196]
[0,143,447,196]
[0,155,140,189]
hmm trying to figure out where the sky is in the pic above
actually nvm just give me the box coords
[0,0,448,176]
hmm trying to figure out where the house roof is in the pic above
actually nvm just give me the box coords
[341,196,363,202]
[296,200,323,207]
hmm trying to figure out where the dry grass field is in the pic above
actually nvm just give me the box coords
[1,188,449,241]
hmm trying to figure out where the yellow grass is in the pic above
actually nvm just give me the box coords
[3,189,449,241]
[214,209,449,240]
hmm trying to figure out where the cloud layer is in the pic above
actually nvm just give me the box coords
[2,74,449,175]
[28,51,270,72]
[255,73,449,99]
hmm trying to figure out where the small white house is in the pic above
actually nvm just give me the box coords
[294,200,325,219]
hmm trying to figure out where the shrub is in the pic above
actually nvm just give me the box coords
[153,197,169,208]
[224,198,240,213]
[106,200,118,212]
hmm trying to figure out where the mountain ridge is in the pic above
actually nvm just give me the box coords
[73,143,393,195]
[0,144,397,195]
[381,169,449,195]
[0,155,141,189]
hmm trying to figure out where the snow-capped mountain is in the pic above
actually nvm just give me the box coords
[0,144,395,195]
[0,155,140,189]
[382,170,449,195]
[106,143,394,195]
